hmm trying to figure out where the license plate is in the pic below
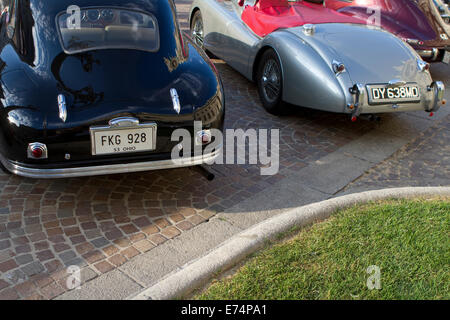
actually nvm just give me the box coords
[90,123,157,156]
[443,51,450,64]
[367,84,421,105]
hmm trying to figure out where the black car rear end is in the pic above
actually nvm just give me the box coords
[0,0,224,178]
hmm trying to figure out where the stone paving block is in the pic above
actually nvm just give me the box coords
[0,288,19,300]
[91,237,109,248]
[0,239,10,250]
[0,259,18,273]
[36,250,54,262]
[0,279,8,290]
[40,282,66,300]
[94,261,114,274]
[108,254,127,267]
[59,251,77,263]
[64,257,87,268]
[15,254,33,265]
[20,261,45,277]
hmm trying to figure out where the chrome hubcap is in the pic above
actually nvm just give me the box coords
[262,59,281,102]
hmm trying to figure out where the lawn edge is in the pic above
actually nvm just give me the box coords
[129,186,450,300]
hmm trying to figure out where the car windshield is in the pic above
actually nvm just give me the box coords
[57,7,160,54]
[253,0,324,9]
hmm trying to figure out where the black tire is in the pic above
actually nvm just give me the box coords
[256,49,286,115]
[190,11,205,51]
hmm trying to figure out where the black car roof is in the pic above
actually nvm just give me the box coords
[23,0,179,56]
[35,0,163,13]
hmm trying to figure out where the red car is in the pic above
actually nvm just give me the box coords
[323,0,450,63]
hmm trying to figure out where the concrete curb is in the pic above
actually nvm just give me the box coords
[129,186,450,300]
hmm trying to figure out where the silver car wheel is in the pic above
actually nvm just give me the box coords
[262,59,281,103]
[191,14,204,49]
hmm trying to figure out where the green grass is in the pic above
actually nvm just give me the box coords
[196,198,450,300]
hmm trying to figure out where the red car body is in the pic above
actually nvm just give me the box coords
[241,0,366,37]
[323,0,450,62]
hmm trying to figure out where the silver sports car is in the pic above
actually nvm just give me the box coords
[189,0,446,119]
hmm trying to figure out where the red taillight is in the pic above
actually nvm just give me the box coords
[196,130,212,145]
[202,134,210,144]
[28,143,48,159]
[32,148,43,158]
[332,60,346,75]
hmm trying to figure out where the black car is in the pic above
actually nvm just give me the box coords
[0,0,224,178]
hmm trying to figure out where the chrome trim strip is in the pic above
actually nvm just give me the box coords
[57,94,67,122]
[0,146,222,179]
[387,79,407,88]
[108,117,140,127]
[170,88,181,114]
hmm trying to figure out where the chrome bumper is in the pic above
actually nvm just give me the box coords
[417,48,440,60]
[0,147,222,179]
[348,81,445,114]
[429,81,446,112]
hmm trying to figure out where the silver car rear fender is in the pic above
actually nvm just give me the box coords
[259,31,351,113]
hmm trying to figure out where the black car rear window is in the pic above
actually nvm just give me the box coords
[57,7,160,54]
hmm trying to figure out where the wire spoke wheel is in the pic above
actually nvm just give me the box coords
[262,59,281,103]
[191,12,204,49]
[256,49,286,114]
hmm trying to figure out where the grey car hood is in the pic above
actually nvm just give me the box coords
[286,23,424,85]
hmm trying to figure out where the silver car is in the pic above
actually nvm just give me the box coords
[189,0,446,119]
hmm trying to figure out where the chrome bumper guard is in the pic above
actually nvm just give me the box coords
[348,83,365,117]
[429,81,446,112]
[417,48,440,60]
[0,146,222,179]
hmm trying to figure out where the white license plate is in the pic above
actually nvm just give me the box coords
[367,84,421,105]
[443,51,450,64]
[90,123,157,156]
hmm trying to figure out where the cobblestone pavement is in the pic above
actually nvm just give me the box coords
[341,114,450,193]
[0,1,448,300]
[0,2,377,300]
